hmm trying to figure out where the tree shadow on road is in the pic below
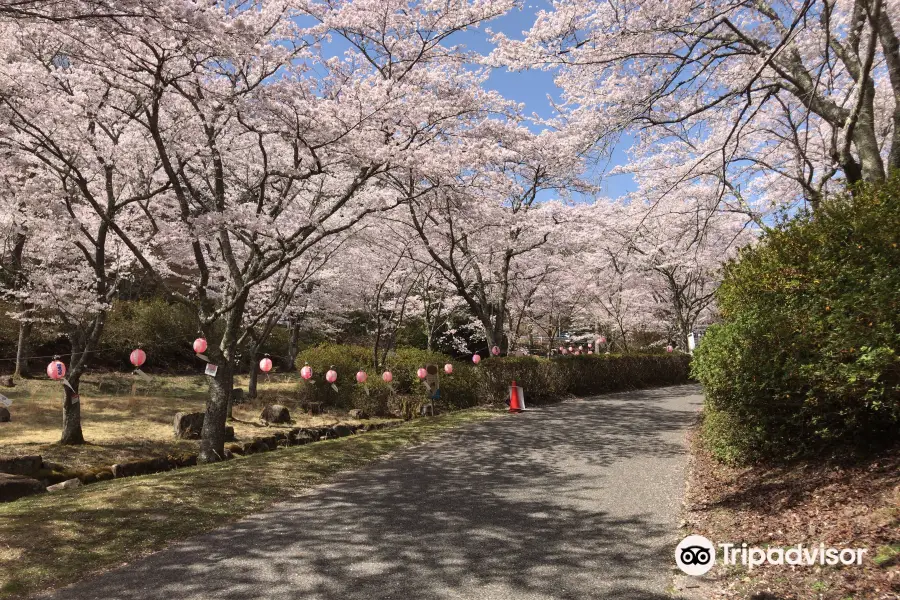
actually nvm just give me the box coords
[45,385,703,600]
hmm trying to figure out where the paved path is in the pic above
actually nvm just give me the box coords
[44,385,703,600]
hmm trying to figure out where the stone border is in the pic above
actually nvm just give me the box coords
[0,420,403,502]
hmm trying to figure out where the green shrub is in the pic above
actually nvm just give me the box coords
[295,343,374,410]
[479,354,692,404]
[102,299,199,369]
[692,177,900,463]
[386,347,455,394]
[296,343,692,416]
[478,356,567,404]
[557,354,692,395]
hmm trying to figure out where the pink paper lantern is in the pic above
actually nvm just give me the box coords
[599,336,607,344]
[491,345,500,356]
[588,350,593,355]
[356,370,367,383]
[472,354,481,364]
[444,363,453,375]
[569,346,574,352]
[130,348,146,368]
[417,367,427,379]
[259,356,273,372]
[558,346,564,352]
[382,371,393,383]
[666,345,674,353]
[300,364,312,380]
[326,369,338,383]
[47,359,66,381]
[193,338,207,354]
[578,345,583,351]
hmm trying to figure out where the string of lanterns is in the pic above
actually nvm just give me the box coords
[42,335,675,385]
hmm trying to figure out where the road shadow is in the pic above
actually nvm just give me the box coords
[43,385,703,600]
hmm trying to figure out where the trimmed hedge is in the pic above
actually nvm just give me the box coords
[297,344,692,416]
[692,177,900,464]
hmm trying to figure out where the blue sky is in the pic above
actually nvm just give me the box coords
[453,6,638,199]
[310,4,637,200]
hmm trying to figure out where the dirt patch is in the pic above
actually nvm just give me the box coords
[682,427,899,600]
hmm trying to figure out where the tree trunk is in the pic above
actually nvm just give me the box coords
[60,372,84,445]
[247,348,259,400]
[199,292,246,463]
[852,110,887,183]
[284,319,300,370]
[482,320,498,353]
[200,360,233,463]
[14,321,31,378]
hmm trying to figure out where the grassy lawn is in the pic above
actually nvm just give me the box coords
[0,407,499,599]
[0,373,385,471]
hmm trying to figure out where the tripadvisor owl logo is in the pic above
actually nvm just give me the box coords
[675,535,716,576]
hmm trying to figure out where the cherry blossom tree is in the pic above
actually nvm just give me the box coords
[492,0,900,213]
[0,170,34,377]
[407,265,467,353]
[0,0,525,460]
[402,125,590,351]
[0,21,167,442]
[570,190,755,352]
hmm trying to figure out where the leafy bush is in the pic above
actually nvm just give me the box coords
[479,354,692,404]
[692,177,900,463]
[294,345,473,415]
[103,299,199,369]
[297,343,692,416]
[295,343,373,410]
[478,356,568,404]
[386,347,455,394]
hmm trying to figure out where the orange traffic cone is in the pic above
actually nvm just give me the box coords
[509,380,523,412]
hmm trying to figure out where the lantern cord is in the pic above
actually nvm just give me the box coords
[0,346,116,363]
[0,346,304,364]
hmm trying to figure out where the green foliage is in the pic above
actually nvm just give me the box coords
[478,356,567,404]
[479,354,692,404]
[295,343,373,410]
[692,177,900,463]
[386,347,455,394]
[297,343,692,416]
[103,299,199,369]
[561,354,694,395]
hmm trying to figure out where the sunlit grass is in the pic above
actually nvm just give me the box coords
[0,374,388,471]
[0,407,499,599]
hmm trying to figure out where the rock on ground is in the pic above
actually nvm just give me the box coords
[0,454,42,476]
[0,473,45,502]
[260,404,291,424]
[173,412,205,439]
[47,478,83,493]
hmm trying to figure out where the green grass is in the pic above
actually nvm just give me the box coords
[0,408,499,599]
[872,544,900,567]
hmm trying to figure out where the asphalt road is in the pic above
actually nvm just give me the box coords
[43,384,703,600]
